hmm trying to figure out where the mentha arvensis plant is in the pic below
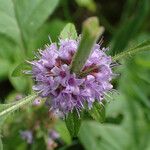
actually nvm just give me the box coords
[2,17,149,138]
[30,38,113,116]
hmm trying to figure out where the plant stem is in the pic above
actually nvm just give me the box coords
[0,94,37,117]
[112,45,150,61]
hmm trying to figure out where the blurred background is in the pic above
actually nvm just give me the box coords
[0,0,150,149]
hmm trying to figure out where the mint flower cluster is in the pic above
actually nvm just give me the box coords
[30,38,113,115]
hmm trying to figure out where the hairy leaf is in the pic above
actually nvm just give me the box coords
[11,62,31,77]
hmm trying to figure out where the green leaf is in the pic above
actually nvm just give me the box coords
[12,0,60,56]
[88,101,105,122]
[0,0,60,55]
[0,0,60,82]
[0,59,10,80]
[60,23,77,40]
[11,62,31,77]
[13,0,60,34]
[0,94,37,119]
[112,40,150,61]
[65,110,81,137]
[9,77,30,92]
[0,0,21,44]
[10,63,32,92]
[79,121,132,150]
[0,35,19,60]
[70,17,104,74]
[55,120,72,144]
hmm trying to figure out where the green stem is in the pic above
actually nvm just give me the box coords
[0,94,37,117]
[112,45,150,61]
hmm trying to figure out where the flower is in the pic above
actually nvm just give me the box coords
[30,37,113,115]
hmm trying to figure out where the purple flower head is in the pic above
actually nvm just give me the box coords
[30,38,113,116]
[20,130,33,144]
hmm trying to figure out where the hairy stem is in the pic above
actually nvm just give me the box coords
[0,94,37,117]
[112,45,150,61]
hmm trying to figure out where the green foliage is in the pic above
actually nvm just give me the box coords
[13,0,59,34]
[11,62,31,77]
[0,0,21,44]
[55,120,72,144]
[0,59,10,80]
[79,121,131,150]
[0,0,60,91]
[105,34,150,150]
[65,110,81,138]
[60,23,77,40]
[110,0,150,55]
